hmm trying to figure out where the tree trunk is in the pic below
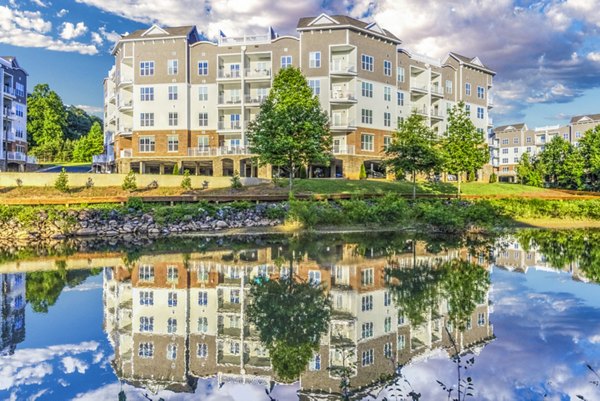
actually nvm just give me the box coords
[289,161,295,193]
[412,171,416,201]
[457,174,461,197]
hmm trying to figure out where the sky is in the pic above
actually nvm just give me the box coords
[1,0,600,127]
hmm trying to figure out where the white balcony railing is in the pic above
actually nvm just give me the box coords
[330,61,357,74]
[218,121,243,130]
[118,76,133,86]
[3,86,15,97]
[6,151,27,161]
[412,106,428,116]
[330,91,357,102]
[245,68,271,79]
[118,128,133,136]
[331,120,356,130]
[3,129,16,141]
[218,34,270,46]
[92,154,114,164]
[218,95,242,105]
[3,108,15,118]
[187,147,217,157]
[118,100,133,109]
[430,85,444,96]
[217,146,252,155]
[410,83,428,93]
[488,117,494,126]
[218,69,242,79]
[332,145,356,155]
[244,95,268,105]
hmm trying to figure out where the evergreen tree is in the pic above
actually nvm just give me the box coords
[247,67,331,190]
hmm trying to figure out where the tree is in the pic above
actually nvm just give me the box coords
[65,105,102,141]
[54,168,69,192]
[247,67,331,190]
[122,171,137,192]
[385,112,443,199]
[27,84,67,161]
[72,122,104,162]
[516,153,543,187]
[442,102,489,195]
[579,126,600,190]
[537,136,583,189]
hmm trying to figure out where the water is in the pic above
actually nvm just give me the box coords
[0,230,599,401]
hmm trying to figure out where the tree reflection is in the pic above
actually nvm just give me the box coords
[246,258,331,382]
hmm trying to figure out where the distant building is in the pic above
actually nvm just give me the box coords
[0,57,35,171]
[490,113,600,181]
[0,273,26,356]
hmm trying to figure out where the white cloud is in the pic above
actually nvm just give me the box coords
[30,0,47,8]
[60,21,88,40]
[90,31,103,45]
[56,8,69,18]
[27,389,49,401]
[61,356,89,374]
[0,6,97,55]
[587,52,600,62]
[99,26,121,44]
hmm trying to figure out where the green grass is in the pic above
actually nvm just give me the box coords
[460,182,550,196]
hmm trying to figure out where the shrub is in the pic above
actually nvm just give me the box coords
[359,164,367,180]
[172,164,180,175]
[85,177,94,189]
[54,168,69,193]
[489,173,497,183]
[181,170,192,190]
[122,171,137,192]
[15,178,22,187]
[231,171,243,190]
[126,197,144,210]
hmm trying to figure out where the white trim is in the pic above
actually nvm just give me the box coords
[141,25,169,36]
[307,13,339,26]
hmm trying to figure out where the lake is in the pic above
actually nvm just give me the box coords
[0,230,599,401]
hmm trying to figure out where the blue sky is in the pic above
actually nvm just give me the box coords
[2,0,600,126]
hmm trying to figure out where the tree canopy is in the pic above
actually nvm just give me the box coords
[247,67,331,189]
[72,121,104,162]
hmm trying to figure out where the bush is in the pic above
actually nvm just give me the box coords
[359,164,367,180]
[126,197,144,210]
[122,171,137,192]
[54,168,69,193]
[489,173,497,183]
[172,164,180,175]
[181,170,192,190]
[85,177,94,189]
[231,171,243,190]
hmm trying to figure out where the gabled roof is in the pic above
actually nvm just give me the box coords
[121,25,196,40]
[0,56,28,75]
[493,123,526,132]
[445,52,495,75]
[570,113,600,124]
[297,14,401,43]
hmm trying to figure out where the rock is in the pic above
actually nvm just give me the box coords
[105,230,119,236]
[215,220,228,229]
[75,228,96,236]
[149,228,160,235]
[51,233,66,240]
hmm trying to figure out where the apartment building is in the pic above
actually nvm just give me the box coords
[491,113,600,181]
[0,273,25,356]
[99,14,495,179]
[103,240,493,397]
[0,57,34,171]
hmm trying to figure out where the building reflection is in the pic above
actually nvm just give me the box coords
[0,273,25,356]
[103,238,494,398]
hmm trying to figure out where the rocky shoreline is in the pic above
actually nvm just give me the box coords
[0,203,285,243]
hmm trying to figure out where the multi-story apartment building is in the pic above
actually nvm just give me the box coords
[99,14,495,179]
[0,273,25,356]
[491,113,600,181]
[0,57,34,171]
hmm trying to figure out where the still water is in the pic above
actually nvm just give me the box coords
[0,230,599,401]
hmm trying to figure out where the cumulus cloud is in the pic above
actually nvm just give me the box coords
[0,6,97,55]
[29,0,47,8]
[90,31,103,45]
[61,357,89,374]
[98,26,121,44]
[60,21,88,40]
[56,8,68,18]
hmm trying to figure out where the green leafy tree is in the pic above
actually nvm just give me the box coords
[122,171,137,192]
[385,112,442,199]
[72,122,104,162]
[442,102,489,195]
[516,153,544,187]
[359,163,367,180]
[65,105,102,140]
[181,170,192,190]
[172,163,180,175]
[538,136,584,189]
[54,168,69,192]
[27,84,67,161]
[247,67,331,190]
[579,126,600,189]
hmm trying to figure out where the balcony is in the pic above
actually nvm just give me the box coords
[330,120,356,131]
[410,83,428,94]
[332,144,356,155]
[118,100,133,111]
[412,106,428,117]
[431,109,444,120]
[218,121,243,131]
[330,61,357,75]
[118,76,133,87]
[330,91,357,103]
[218,34,270,46]
[244,94,268,106]
[218,69,242,80]
[188,147,218,157]
[3,129,15,142]
[218,301,242,313]
[92,154,114,164]
[217,146,252,156]
[3,85,15,98]
[3,108,16,119]
[118,128,133,136]
[6,151,32,162]
[120,149,132,158]
[245,68,271,80]
[430,85,444,97]
[218,95,242,106]
[487,97,494,108]
[488,117,494,127]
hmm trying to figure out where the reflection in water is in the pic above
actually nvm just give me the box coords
[102,234,494,399]
[0,273,25,356]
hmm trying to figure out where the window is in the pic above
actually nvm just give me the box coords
[168,85,178,100]
[361,133,374,151]
[466,318,472,330]
[15,104,24,117]
[199,112,208,127]
[384,86,392,101]
[361,109,373,124]
[384,60,392,76]
[576,131,582,138]
[308,79,320,96]
[465,104,471,116]
[477,107,484,119]
[502,167,509,172]
[397,67,405,83]
[361,295,373,311]
[139,265,154,281]
[309,51,321,68]
[514,137,520,144]
[140,61,154,76]
[198,136,209,149]
[197,343,208,358]
[362,349,374,366]
[309,354,321,371]
[167,318,177,334]
[198,291,208,306]
[139,316,154,332]
[198,86,208,101]
[384,342,393,359]
[397,92,404,106]
[398,314,405,325]
[502,158,509,163]
[514,147,519,153]
[384,136,392,150]
[167,344,177,360]
[139,291,154,306]
[397,116,404,127]
[478,313,486,326]
[526,137,532,143]
[398,334,406,350]
[514,157,519,163]
[384,316,392,332]
[140,87,154,101]
[361,54,374,71]
[168,59,178,75]
[362,322,374,339]
[168,135,179,152]
[15,83,24,97]
[361,82,373,97]
[167,266,179,281]
[526,146,532,152]
[308,270,321,285]
[465,83,471,96]
[139,342,154,358]
[168,112,178,126]
[477,86,484,99]
[502,148,508,154]
[139,136,155,152]
[230,289,240,303]
[140,113,154,127]
[446,80,453,94]
[361,268,374,285]
[563,133,569,140]
[502,138,509,145]
[168,292,178,307]
[384,291,392,306]
[281,55,292,68]
[198,317,208,333]
[384,112,391,127]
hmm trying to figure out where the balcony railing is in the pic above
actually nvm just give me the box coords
[332,144,356,155]
[488,97,494,108]
[118,77,133,86]
[3,129,15,141]
[412,106,428,116]
[330,91,357,102]
[92,154,114,164]
[118,128,133,136]
[219,34,270,46]
[188,147,217,157]
[430,85,444,96]
[3,86,15,97]
[118,100,133,110]
[6,151,34,162]
[331,120,356,130]
[120,149,132,158]
[218,69,242,79]
[431,109,444,118]
[245,68,271,79]
[488,117,494,126]
[330,61,357,75]
[244,95,267,105]
[410,83,428,93]
[3,108,15,118]
[218,146,251,155]
[218,95,242,105]
[218,121,243,130]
